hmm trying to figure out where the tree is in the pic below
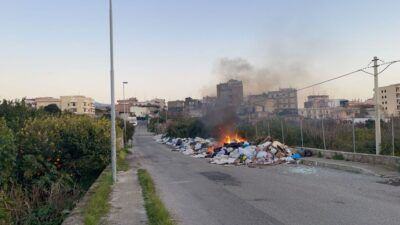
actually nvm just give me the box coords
[43,104,61,115]
[0,117,16,188]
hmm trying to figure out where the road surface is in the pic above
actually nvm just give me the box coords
[133,125,400,225]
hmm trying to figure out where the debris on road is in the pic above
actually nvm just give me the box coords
[154,134,311,167]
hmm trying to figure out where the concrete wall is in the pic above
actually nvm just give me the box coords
[303,147,400,169]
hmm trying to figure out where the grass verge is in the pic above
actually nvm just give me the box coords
[138,169,176,225]
[83,148,131,225]
[117,147,131,172]
[83,170,113,225]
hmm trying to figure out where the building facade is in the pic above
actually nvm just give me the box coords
[31,97,61,109]
[247,88,298,118]
[378,83,400,116]
[60,96,95,115]
[167,100,185,118]
[184,97,203,118]
[217,79,244,107]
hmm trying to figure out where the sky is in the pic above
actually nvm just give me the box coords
[0,0,399,104]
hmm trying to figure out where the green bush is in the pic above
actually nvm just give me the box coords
[0,100,119,225]
[0,118,17,188]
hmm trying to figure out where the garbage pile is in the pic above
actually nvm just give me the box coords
[154,134,309,166]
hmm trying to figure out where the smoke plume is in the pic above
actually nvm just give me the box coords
[205,57,312,96]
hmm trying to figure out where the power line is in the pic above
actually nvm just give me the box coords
[297,59,400,92]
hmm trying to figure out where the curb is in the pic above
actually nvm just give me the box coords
[299,158,379,177]
[62,166,110,225]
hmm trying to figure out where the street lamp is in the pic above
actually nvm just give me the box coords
[123,81,128,145]
[109,0,117,183]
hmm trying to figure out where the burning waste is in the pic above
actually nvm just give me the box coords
[154,133,308,166]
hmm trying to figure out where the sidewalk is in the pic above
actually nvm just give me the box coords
[104,149,147,225]
[300,157,400,180]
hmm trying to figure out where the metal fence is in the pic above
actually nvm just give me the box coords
[238,117,399,157]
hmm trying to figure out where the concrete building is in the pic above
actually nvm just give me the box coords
[304,95,330,108]
[167,100,185,118]
[378,83,400,116]
[116,97,138,115]
[247,88,298,118]
[33,97,61,109]
[201,96,217,114]
[60,96,95,115]
[184,97,202,118]
[130,105,152,118]
[217,79,244,107]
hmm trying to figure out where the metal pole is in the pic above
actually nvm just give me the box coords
[392,115,395,156]
[373,56,381,155]
[123,82,128,146]
[267,120,271,137]
[352,117,356,153]
[281,119,285,143]
[300,117,304,148]
[322,117,326,150]
[255,121,258,138]
[109,0,117,183]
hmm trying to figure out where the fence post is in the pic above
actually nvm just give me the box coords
[300,117,304,148]
[255,121,258,138]
[322,117,326,150]
[352,117,356,153]
[392,116,395,156]
[281,119,285,143]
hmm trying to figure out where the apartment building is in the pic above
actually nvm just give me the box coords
[247,88,298,117]
[32,97,61,109]
[378,83,400,116]
[217,79,244,107]
[60,96,95,115]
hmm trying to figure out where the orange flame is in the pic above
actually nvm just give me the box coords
[222,134,246,144]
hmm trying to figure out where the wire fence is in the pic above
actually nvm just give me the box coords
[237,117,399,157]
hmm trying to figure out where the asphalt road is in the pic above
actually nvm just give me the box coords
[133,126,400,225]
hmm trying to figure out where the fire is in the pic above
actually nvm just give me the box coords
[222,134,246,144]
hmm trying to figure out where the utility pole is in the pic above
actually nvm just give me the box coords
[322,116,326,150]
[392,115,395,156]
[109,0,117,183]
[352,117,356,153]
[123,81,128,146]
[373,56,381,155]
[300,117,304,148]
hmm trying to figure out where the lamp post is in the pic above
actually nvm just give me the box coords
[109,0,117,183]
[123,81,128,145]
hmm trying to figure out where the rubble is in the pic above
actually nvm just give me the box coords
[154,134,310,167]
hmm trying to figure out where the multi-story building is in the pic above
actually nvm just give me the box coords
[378,83,400,116]
[116,97,138,115]
[201,96,217,114]
[167,100,185,118]
[184,97,202,118]
[32,97,61,109]
[60,95,95,115]
[217,79,244,107]
[304,95,330,108]
[247,88,298,118]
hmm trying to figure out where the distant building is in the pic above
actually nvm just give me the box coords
[130,105,152,118]
[246,88,298,118]
[116,97,138,115]
[201,96,217,114]
[378,83,400,116]
[60,96,95,115]
[300,95,357,119]
[184,97,202,118]
[217,79,244,107]
[304,95,329,108]
[167,100,185,118]
[33,97,61,109]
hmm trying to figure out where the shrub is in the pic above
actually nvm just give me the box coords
[0,118,16,188]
